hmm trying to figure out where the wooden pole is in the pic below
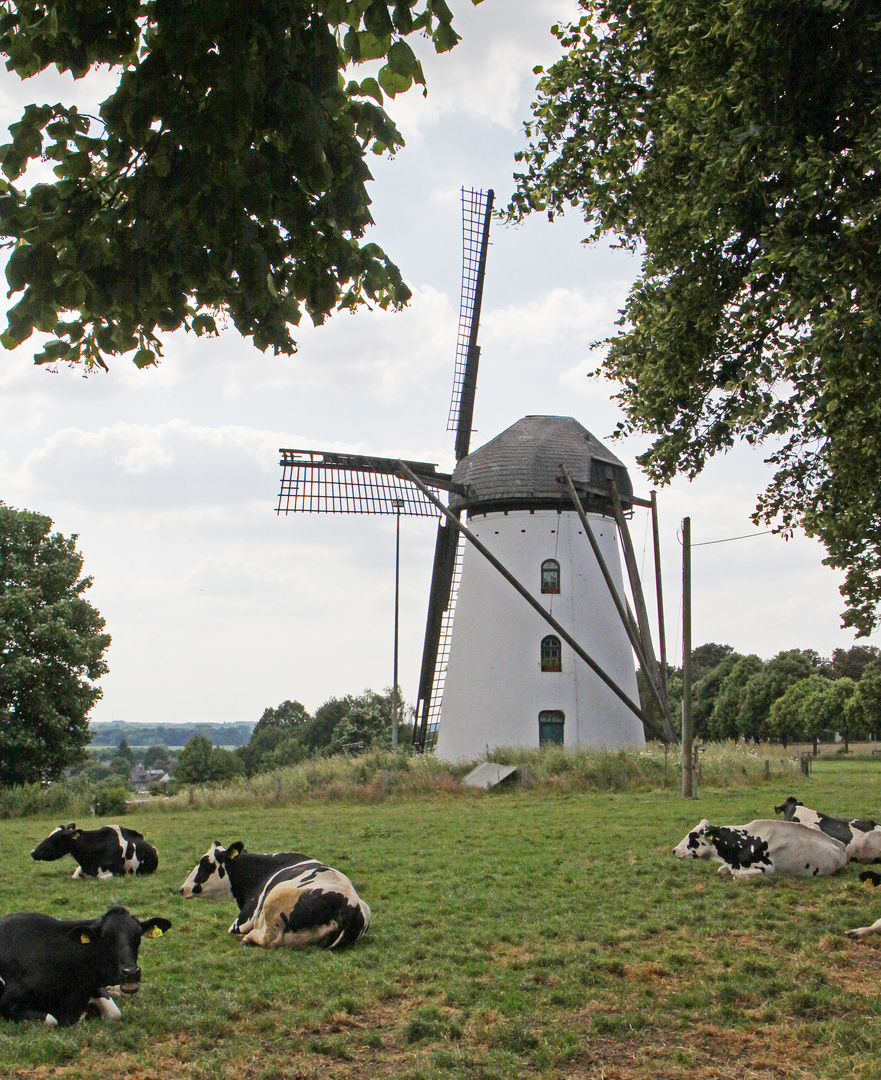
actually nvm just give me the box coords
[681,516,694,798]
[609,483,677,743]
[650,491,668,695]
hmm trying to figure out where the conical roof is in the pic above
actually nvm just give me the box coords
[449,415,633,515]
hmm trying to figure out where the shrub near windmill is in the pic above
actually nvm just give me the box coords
[276,189,675,758]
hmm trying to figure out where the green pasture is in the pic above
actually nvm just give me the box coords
[0,761,879,1079]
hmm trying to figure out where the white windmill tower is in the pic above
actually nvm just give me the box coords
[275,188,676,756]
[434,415,651,759]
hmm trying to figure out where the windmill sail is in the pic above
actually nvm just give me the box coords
[413,187,493,751]
[276,449,446,517]
[448,187,494,461]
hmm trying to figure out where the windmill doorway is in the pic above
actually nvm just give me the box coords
[539,710,565,746]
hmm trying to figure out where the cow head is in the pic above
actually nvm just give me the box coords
[31,824,80,861]
[179,841,244,899]
[673,819,718,860]
[71,906,171,994]
[774,796,802,819]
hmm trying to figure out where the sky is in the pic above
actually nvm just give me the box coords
[1,0,877,728]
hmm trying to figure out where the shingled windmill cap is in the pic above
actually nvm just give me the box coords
[449,415,633,516]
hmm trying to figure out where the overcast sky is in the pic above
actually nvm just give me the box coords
[1,0,877,727]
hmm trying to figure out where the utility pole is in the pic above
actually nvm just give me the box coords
[681,516,694,798]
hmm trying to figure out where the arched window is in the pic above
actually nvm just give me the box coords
[539,711,565,746]
[541,558,561,594]
[540,635,562,672]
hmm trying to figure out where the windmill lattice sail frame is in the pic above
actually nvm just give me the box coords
[276,450,445,517]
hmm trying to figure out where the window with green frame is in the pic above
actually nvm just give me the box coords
[540,635,562,672]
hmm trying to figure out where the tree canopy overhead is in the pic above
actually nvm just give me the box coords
[509,0,881,635]
[0,0,480,370]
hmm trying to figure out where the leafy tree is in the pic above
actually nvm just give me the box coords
[239,699,312,776]
[116,736,134,762]
[767,676,823,747]
[738,650,819,742]
[510,1,881,635]
[801,677,858,753]
[821,645,881,682]
[175,733,240,785]
[0,503,110,785]
[0,0,481,371]
[692,651,743,735]
[705,655,764,742]
[328,688,394,754]
[142,744,170,770]
[305,695,357,752]
[691,644,735,682]
[108,755,132,778]
[854,658,881,740]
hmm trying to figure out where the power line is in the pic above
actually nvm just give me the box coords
[692,530,775,547]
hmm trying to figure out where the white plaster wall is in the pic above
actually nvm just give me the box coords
[434,509,645,761]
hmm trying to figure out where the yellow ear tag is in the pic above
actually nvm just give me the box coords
[80,933,91,944]
[228,849,239,859]
[149,926,164,938]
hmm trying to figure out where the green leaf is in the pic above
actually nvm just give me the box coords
[132,348,157,368]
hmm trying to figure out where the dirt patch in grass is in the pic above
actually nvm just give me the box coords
[561,1022,828,1080]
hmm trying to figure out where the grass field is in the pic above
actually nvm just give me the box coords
[0,757,879,1079]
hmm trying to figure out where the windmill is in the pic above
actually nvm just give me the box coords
[276,188,676,755]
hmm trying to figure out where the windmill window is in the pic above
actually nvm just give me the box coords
[540,635,562,672]
[539,711,565,746]
[541,559,561,594]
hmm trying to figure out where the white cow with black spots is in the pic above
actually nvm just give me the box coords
[674,818,848,879]
[774,796,881,863]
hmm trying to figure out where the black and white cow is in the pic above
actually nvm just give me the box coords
[31,823,159,878]
[0,906,170,1026]
[674,818,848,879]
[178,841,310,910]
[774,796,881,863]
[179,842,370,948]
[844,870,881,940]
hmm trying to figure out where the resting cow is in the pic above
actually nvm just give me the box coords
[0,906,170,1025]
[674,818,848,879]
[178,841,310,916]
[179,842,370,948]
[31,823,159,878]
[774,796,881,863]
[844,870,881,940]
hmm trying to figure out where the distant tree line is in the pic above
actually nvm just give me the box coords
[640,644,881,751]
[172,689,400,785]
[88,722,255,748]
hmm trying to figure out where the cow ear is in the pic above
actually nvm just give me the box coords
[70,923,96,944]
[140,918,172,938]
[705,827,718,842]
[227,842,244,859]
[65,823,76,831]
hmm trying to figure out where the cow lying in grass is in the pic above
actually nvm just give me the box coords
[0,906,170,1025]
[674,818,848,879]
[844,870,881,940]
[31,824,159,878]
[773,796,881,863]
[179,841,370,948]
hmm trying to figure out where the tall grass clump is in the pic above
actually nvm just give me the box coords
[160,749,475,810]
